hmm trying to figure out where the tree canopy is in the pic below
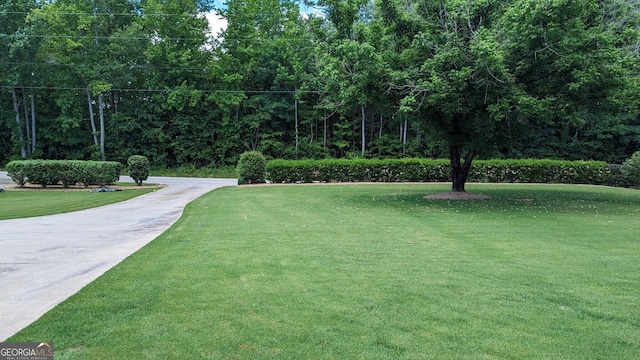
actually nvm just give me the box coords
[2,0,639,188]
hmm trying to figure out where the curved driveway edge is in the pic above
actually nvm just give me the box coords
[0,173,237,341]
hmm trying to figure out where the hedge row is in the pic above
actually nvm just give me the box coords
[6,160,121,187]
[266,158,614,185]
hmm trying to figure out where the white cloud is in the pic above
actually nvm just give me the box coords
[206,11,227,38]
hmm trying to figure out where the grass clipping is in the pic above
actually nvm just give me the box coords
[424,191,491,200]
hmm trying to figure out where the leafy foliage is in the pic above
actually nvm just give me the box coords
[606,164,635,188]
[0,0,638,172]
[267,158,611,185]
[6,159,120,187]
[127,155,150,186]
[621,151,640,187]
[237,151,267,184]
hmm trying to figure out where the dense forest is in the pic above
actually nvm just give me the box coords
[2,0,640,168]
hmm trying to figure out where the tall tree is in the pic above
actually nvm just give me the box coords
[1,0,42,159]
[318,38,384,156]
[383,0,518,191]
[501,0,640,163]
[27,0,143,160]
[138,0,216,166]
[1,0,638,168]
[218,0,313,158]
[382,0,639,191]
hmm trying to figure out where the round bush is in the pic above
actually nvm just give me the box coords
[237,151,266,184]
[127,155,150,186]
[621,151,640,187]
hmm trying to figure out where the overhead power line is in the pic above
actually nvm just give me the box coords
[4,61,316,73]
[6,34,314,42]
[2,11,316,17]
[20,34,206,41]
[0,85,325,94]
[3,11,209,17]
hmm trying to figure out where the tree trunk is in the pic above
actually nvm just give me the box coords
[323,111,327,148]
[11,88,26,158]
[30,91,36,153]
[86,88,99,147]
[378,115,383,156]
[450,145,476,192]
[402,118,408,154]
[294,98,299,152]
[98,93,106,161]
[361,105,365,157]
[22,89,30,155]
[369,112,374,144]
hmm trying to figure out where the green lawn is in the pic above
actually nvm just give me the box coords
[8,184,640,359]
[0,187,157,220]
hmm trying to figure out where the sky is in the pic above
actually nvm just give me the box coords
[206,0,228,37]
[206,11,227,36]
[204,0,322,38]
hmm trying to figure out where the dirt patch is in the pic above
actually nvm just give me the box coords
[423,191,491,200]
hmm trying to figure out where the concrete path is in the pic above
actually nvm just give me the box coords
[0,172,236,341]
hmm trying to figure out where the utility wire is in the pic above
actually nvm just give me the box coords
[2,11,320,17]
[3,11,209,17]
[2,33,315,42]
[19,34,206,41]
[4,62,316,72]
[0,85,325,94]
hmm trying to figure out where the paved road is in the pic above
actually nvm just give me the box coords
[0,172,236,341]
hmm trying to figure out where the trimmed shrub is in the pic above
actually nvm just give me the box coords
[467,159,610,185]
[6,161,28,186]
[621,151,640,187]
[6,160,120,187]
[266,158,612,186]
[237,151,267,184]
[89,161,122,187]
[127,155,150,186]
[607,164,633,188]
[268,158,450,183]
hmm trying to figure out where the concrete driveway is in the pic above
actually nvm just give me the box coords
[0,172,236,341]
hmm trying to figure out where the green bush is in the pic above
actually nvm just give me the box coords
[89,161,122,187]
[268,158,451,183]
[6,161,28,186]
[621,151,640,187]
[604,164,635,188]
[266,158,612,186]
[127,155,150,186]
[6,160,120,187]
[468,159,610,184]
[237,151,267,184]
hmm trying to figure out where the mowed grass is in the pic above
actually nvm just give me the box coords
[0,187,157,220]
[9,184,640,359]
